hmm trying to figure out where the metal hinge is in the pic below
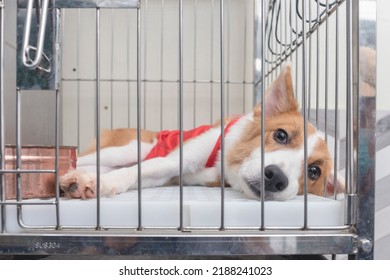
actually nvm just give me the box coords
[345,194,359,225]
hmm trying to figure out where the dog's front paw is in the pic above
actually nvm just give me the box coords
[59,169,97,199]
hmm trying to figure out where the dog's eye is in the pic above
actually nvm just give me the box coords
[273,129,289,144]
[308,165,321,180]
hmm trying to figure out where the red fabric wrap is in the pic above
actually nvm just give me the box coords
[144,117,241,167]
[205,117,240,167]
[145,125,212,160]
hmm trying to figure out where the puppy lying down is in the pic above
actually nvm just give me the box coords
[60,64,344,200]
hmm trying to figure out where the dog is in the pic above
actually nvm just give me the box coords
[59,64,344,200]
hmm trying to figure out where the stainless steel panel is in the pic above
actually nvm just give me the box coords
[0,232,357,256]
[355,0,377,260]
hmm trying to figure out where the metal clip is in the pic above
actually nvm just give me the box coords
[21,0,50,70]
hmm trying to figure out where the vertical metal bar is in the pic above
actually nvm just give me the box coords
[160,0,165,130]
[301,0,308,230]
[260,0,266,231]
[179,0,184,231]
[55,88,61,229]
[77,9,81,150]
[278,0,281,73]
[16,90,21,194]
[226,0,230,117]
[294,0,298,97]
[266,5,270,88]
[193,0,198,126]
[333,3,339,199]
[253,0,258,104]
[137,6,143,231]
[324,0,329,145]
[110,9,115,129]
[219,0,225,230]
[210,0,214,124]
[16,89,22,224]
[289,0,293,61]
[265,3,270,87]
[315,0,320,127]
[143,0,149,129]
[283,0,287,62]
[95,8,101,230]
[55,8,62,229]
[0,0,6,233]
[345,0,354,196]
[271,3,275,80]
[345,0,351,195]
[308,0,312,121]
[242,0,247,114]
[127,9,132,128]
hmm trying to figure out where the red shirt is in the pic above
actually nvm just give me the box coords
[145,117,240,167]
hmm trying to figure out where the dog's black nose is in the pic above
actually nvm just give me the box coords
[264,165,289,192]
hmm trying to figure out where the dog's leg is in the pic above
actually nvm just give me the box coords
[76,140,155,173]
[60,139,155,198]
[60,156,183,198]
[102,157,179,193]
[61,126,222,198]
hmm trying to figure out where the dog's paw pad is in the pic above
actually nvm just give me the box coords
[59,170,96,199]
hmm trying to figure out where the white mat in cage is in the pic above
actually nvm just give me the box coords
[2,186,344,232]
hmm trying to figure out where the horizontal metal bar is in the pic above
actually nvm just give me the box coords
[185,226,352,231]
[3,224,352,233]
[0,233,357,256]
[56,226,180,231]
[0,201,56,206]
[62,78,253,85]
[17,0,140,9]
[0,169,55,174]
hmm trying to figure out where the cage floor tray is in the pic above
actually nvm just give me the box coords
[2,186,344,232]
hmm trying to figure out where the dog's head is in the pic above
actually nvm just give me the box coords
[227,64,344,201]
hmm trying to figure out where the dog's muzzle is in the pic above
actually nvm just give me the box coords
[244,164,289,197]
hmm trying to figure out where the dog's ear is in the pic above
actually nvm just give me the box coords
[326,171,346,196]
[254,63,298,119]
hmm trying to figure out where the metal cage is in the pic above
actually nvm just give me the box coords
[0,0,376,259]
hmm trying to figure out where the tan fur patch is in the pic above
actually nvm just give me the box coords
[254,65,298,119]
[297,139,332,196]
[80,128,158,156]
[227,111,316,169]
